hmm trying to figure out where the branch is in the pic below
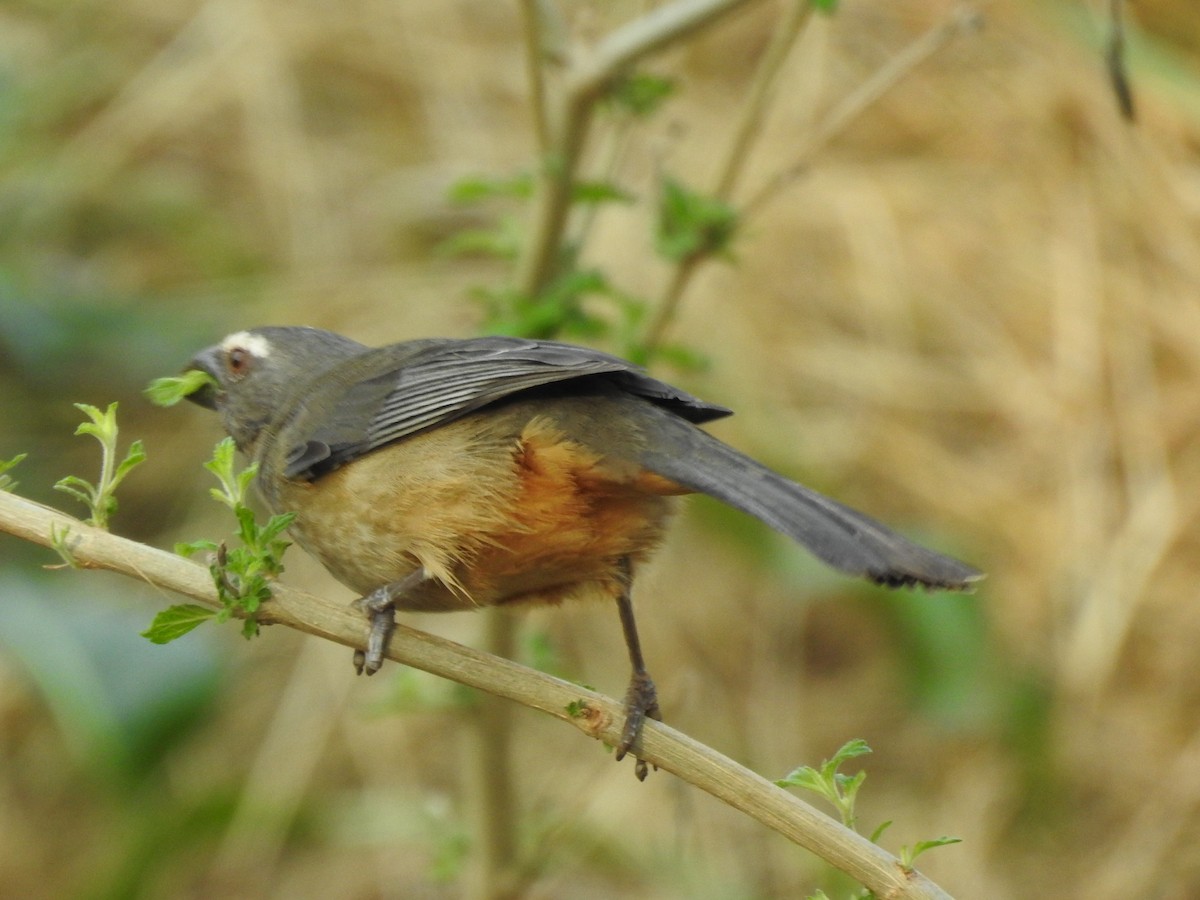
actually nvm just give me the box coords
[0,489,954,900]
[514,0,764,297]
[645,0,813,351]
[742,4,984,218]
[518,0,554,154]
[711,0,814,202]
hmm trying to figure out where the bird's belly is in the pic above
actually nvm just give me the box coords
[271,404,683,611]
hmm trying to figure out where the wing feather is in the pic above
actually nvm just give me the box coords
[285,337,729,480]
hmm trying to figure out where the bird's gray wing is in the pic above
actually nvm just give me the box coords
[285,336,730,479]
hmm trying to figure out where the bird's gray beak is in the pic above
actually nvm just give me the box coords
[184,346,223,410]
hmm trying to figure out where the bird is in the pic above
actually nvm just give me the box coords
[182,325,981,779]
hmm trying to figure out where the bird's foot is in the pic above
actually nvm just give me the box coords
[350,569,430,674]
[352,585,397,676]
[615,669,662,781]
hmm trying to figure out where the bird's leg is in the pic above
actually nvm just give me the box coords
[351,567,429,675]
[613,557,661,781]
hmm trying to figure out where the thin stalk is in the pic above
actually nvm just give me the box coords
[464,609,520,900]
[645,0,813,350]
[742,5,984,218]
[713,0,814,201]
[519,0,553,154]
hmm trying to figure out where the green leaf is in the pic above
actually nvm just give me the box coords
[235,505,258,546]
[257,512,297,546]
[72,402,116,442]
[239,590,262,616]
[571,180,634,206]
[835,769,867,802]
[49,523,80,568]
[140,604,216,643]
[113,439,147,485]
[825,738,872,774]
[207,436,237,472]
[437,210,524,261]
[437,225,522,261]
[810,0,838,12]
[549,267,609,300]
[144,369,218,407]
[900,836,962,870]
[207,486,233,508]
[913,836,962,855]
[175,539,218,558]
[236,464,257,498]
[775,764,825,793]
[447,172,534,203]
[53,475,96,506]
[0,453,27,492]
[203,437,253,508]
[869,819,894,844]
[428,827,471,884]
[655,176,738,262]
[478,265,618,340]
[607,72,676,117]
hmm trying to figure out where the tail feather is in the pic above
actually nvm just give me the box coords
[637,412,981,591]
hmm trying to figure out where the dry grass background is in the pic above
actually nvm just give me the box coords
[2,0,1200,897]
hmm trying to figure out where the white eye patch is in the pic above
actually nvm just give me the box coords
[221,330,273,359]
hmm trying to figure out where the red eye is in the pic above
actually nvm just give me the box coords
[227,346,251,376]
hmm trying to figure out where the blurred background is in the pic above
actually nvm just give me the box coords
[2,0,1200,897]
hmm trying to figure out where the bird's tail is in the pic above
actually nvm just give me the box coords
[636,408,981,591]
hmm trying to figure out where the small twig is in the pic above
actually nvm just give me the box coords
[742,4,984,219]
[1106,0,1135,121]
[643,252,703,352]
[645,0,813,350]
[712,0,814,201]
[646,3,982,350]
[0,488,955,900]
[570,104,633,255]
[519,0,553,154]
[571,0,762,99]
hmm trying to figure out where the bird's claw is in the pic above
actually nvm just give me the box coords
[353,586,397,675]
[615,670,662,781]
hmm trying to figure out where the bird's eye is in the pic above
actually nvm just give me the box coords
[227,346,252,377]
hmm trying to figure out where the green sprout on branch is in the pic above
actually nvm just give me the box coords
[54,402,146,530]
[142,437,295,643]
[779,739,962,892]
[777,738,872,830]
